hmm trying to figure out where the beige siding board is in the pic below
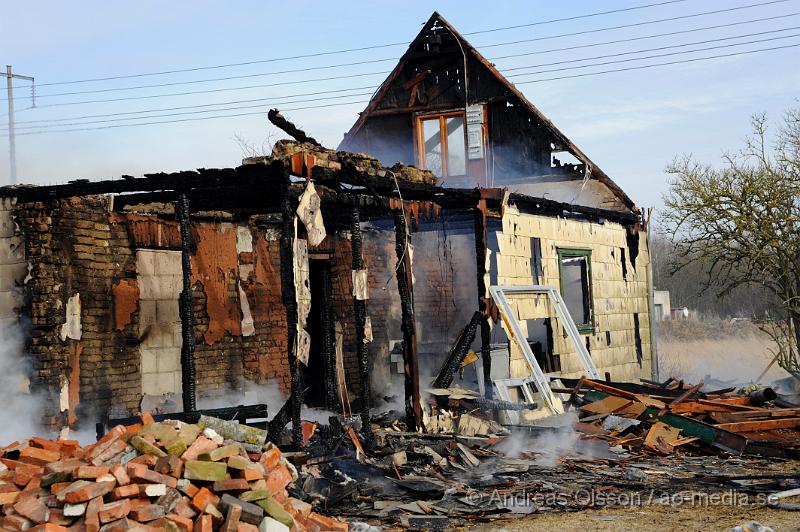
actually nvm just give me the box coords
[496,210,652,382]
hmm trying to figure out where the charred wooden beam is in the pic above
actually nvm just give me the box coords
[267,398,293,444]
[176,193,197,413]
[268,109,321,147]
[279,168,303,448]
[393,208,423,430]
[432,311,481,389]
[474,201,493,399]
[319,261,338,411]
[350,207,374,447]
[0,163,283,201]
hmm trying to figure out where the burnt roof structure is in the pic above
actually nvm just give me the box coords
[339,12,637,213]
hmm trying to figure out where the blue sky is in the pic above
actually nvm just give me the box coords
[1,0,798,211]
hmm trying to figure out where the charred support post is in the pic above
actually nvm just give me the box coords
[279,168,302,448]
[319,262,339,411]
[176,193,197,413]
[267,398,292,443]
[393,207,423,430]
[432,311,482,389]
[350,207,374,446]
[474,201,493,399]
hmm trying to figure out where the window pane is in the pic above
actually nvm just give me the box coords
[422,119,442,176]
[561,256,589,326]
[446,116,466,176]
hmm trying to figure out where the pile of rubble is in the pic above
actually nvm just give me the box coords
[567,377,800,457]
[0,413,347,531]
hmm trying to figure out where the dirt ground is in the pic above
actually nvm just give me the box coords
[465,504,799,531]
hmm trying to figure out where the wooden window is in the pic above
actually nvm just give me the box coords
[557,248,594,334]
[417,112,467,178]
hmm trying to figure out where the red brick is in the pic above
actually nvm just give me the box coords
[85,495,104,532]
[28,524,68,532]
[63,481,115,504]
[19,446,60,466]
[2,514,32,531]
[212,479,249,493]
[127,467,177,489]
[259,448,281,470]
[110,484,139,500]
[98,499,131,524]
[110,464,130,486]
[181,436,217,462]
[307,512,349,531]
[46,508,72,526]
[165,513,193,532]
[193,514,213,532]
[129,503,165,522]
[13,495,50,524]
[238,467,264,481]
[75,466,110,479]
[264,464,293,495]
[0,490,20,505]
[172,498,197,520]
[190,487,219,513]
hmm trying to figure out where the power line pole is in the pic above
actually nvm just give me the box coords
[4,65,34,185]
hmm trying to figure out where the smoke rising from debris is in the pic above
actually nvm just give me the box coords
[0,322,46,445]
[493,413,601,467]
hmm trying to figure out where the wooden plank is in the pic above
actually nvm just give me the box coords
[714,417,800,433]
[698,399,760,411]
[644,422,682,454]
[582,380,666,408]
[670,397,752,415]
[710,408,800,424]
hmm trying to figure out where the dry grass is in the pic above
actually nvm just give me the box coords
[655,319,791,386]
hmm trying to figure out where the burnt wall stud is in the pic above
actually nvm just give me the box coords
[279,167,302,448]
[474,201,493,399]
[351,207,374,446]
[176,192,197,413]
[393,207,423,430]
[319,261,338,411]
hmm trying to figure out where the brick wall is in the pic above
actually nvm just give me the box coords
[16,196,141,428]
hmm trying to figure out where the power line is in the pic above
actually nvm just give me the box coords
[479,0,794,50]
[6,31,799,133]
[490,11,800,60]
[23,9,800,100]
[5,41,796,137]
[8,13,799,127]
[515,41,800,84]
[504,29,800,75]
[4,100,371,137]
[7,91,377,131]
[29,0,693,88]
[9,88,376,126]
[5,3,791,109]
[27,58,398,98]
[464,0,692,35]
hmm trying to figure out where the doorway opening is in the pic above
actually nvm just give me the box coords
[301,258,338,409]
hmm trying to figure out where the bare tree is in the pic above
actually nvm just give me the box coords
[232,132,274,159]
[662,108,800,378]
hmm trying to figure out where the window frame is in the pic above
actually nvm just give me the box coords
[556,247,595,334]
[415,111,468,178]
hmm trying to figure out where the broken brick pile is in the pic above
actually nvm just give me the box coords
[0,414,348,531]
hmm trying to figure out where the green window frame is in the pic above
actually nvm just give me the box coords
[556,248,595,334]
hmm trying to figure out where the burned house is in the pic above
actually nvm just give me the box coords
[0,13,654,438]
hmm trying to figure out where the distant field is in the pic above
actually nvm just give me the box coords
[655,319,791,387]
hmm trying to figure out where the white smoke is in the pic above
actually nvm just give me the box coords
[0,322,47,445]
[493,412,600,467]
